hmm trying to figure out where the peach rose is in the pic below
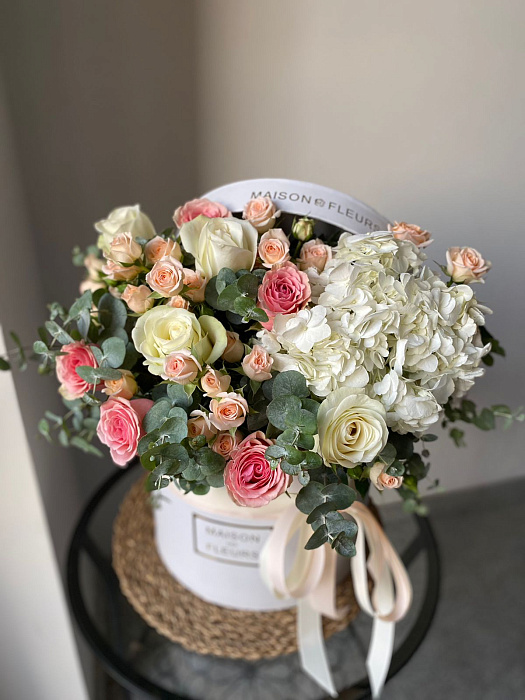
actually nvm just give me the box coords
[102,259,140,281]
[188,410,217,439]
[370,463,404,491]
[212,430,242,459]
[105,232,142,264]
[102,370,138,400]
[222,331,244,363]
[257,262,311,329]
[167,295,190,309]
[242,345,273,381]
[145,256,184,297]
[446,246,491,283]
[161,350,201,383]
[183,268,207,303]
[122,285,154,314]
[144,235,182,264]
[84,253,104,280]
[243,196,280,233]
[258,228,290,268]
[96,396,153,467]
[389,222,433,248]
[56,341,101,399]
[298,238,332,272]
[209,392,248,431]
[173,198,231,228]
[224,431,291,507]
[201,368,231,397]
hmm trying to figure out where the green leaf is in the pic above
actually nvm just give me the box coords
[70,436,103,457]
[250,307,269,323]
[236,273,259,297]
[280,460,302,476]
[295,481,324,514]
[195,447,225,474]
[474,408,496,431]
[297,433,315,450]
[101,337,126,368]
[33,340,48,355]
[75,365,120,383]
[301,451,323,469]
[166,383,192,408]
[38,418,52,442]
[66,291,93,322]
[322,482,356,510]
[332,531,357,557]
[216,268,237,293]
[267,394,302,431]
[377,443,397,467]
[158,417,188,443]
[45,321,74,345]
[420,434,438,442]
[301,398,320,416]
[217,284,240,311]
[182,461,204,481]
[276,428,299,445]
[0,357,10,370]
[272,370,309,399]
[98,293,127,330]
[296,409,317,435]
[233,295,255,317]
[265,444,288,461]
[206,472,225,488]
[143,399,172,433]
[298,470,310,486]
[305,525,329,550]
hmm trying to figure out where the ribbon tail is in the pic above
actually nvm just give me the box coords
[297,599,338,698]
[367,617,395,699]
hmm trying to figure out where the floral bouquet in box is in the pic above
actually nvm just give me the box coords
[9,178,521,697]
[25,181,519,556]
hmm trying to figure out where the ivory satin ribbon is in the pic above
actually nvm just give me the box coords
[259,501,413,698]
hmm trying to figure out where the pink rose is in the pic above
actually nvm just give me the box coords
[146,256,184,297]
[242,345,273,381]
[79,278,105,294]
[102,369,138,400]
[258,229,290,268]
[446,246,491,283]
[222,331,244,363]
[257,262,311,329]
[188,410,217,439]
[105,232,142,264]
[56,341,100,400]
[183,268,207,303]
[167,295,190,309]
[161,350,201,383]
[370,463,404,491]
[144,235,182,265]
[209,392,249,431]
[96,396,153,467]
[201,368,231,397]
[173,198,231,228]
[389,222,432,248]
[298,238,332,272]
[122,285,154,314]
[102,259,141,281]
[212,430,242,459]
[242,196,280,233]
[224,431,291,507]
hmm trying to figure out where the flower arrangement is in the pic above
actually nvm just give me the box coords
[11,193,521,558]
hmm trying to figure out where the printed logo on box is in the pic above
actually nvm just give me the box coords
[193,513,272,567]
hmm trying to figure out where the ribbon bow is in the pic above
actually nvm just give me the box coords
[259,501,412,698]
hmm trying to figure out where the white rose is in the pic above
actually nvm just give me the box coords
[317,388,388,467]
[179,215,258,278]
[95,205,156,253]
[132,305,227,375]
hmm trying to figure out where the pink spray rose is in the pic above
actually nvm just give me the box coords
[298,238,332,272]
[224,431,291,507]
[167,295,190,309]
[144,235,182,265]
[221,331,244,363]
[146,256,184,297]
[209,392,249,431]
[370,463,404,491]
[243,197,280,233]
[56,341,100,400]
[121,284,154,314]
[96,397,153,467]
[257,261,311,329]
[258,229,290,268]
[242,345,273,381]
[187,410,217,439]
[173,198,231,228]
[183,268,207,303]
[201,367,231,397]
[212,430,242,459]
[161,350,201,383]
[446,246,491,283]
[389,222,433,248]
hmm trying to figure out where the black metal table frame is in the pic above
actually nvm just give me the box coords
[67,464,441,700]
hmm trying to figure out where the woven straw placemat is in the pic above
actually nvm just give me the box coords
[112,478,360,660]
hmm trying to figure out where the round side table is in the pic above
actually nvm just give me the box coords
[67,463,440,700]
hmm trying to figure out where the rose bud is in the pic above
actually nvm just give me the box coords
[292,217,315,242]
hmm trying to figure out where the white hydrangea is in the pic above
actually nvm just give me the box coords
[259,231,490,433]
